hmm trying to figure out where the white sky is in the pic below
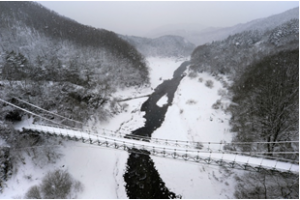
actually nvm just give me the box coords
[37,1,299,37]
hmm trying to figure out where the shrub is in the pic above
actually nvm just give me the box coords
[212,99,222,109]
[188,71,197,79]
[205,80,214,88]
[24,169,83,199]
[198,77,203,82]
[186,99,197,105]
[25,186,41,199]
[41,169,73,199]
[217,89,226,97]
[220,80,229,88]
[121,103,129,112]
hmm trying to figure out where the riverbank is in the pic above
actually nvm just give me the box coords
[151,69,237,198]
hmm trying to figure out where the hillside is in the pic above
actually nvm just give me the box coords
[190,15,299,158]
[190,18,299,80]
[120,35,195,58]
[0,1,149,125]
[0,2,151,191]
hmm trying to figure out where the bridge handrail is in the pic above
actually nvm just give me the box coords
[118,133,299,145]
[22,126,299,165]
[23,123,300,161]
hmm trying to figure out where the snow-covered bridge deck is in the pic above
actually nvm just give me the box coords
[16,123,299,174]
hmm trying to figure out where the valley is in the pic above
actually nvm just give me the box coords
[0,2,298,199]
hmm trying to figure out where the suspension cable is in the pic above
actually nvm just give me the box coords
[13,97,83,125]
[0,98,63,126]
[1,97,299,148]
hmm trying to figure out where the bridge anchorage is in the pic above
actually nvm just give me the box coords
[1,97,299,175]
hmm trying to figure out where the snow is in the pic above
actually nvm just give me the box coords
[152,157,237,199]
[95,97,147,134]
[156,94,168,107]
[153,72,232,144]
[1,141,128,199]
[59,142,128,199]
[147,56,189,88]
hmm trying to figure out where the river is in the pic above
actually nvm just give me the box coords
[124,61,190,199]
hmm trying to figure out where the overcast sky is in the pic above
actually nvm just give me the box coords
[37,1,299,37]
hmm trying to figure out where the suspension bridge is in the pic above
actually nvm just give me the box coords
[1,97,299,174]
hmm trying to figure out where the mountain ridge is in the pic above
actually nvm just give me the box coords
[142,7,299,45]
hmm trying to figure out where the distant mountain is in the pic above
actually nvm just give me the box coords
[144,7,298,46]
[190,7,299,45]
[0,1,149,124]
[120,35,195,58]
[145,23,210,39]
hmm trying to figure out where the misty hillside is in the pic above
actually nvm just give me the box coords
[190,18,299,78]
[0,1,149,124]
[120,35,195,58]
[153,7,298,45]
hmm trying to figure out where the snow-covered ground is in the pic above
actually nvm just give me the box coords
[148,66,239,198]
[1,56,240,199]
[152,71,233,144]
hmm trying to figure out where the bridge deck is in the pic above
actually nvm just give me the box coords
[15,123,299,174]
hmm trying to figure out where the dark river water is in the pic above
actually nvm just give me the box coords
[124,61,190,199]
